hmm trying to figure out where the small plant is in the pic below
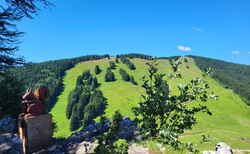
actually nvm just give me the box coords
[113,139,128,154]
[94,110,128,154]
[180,142,200,153]
[201,134,218,143]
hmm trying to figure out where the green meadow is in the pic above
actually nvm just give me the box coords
[50,57,250,151]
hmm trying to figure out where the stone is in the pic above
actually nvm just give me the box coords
[0,133,23,154]
[128,143,149,154]
[32,116,141,153]
[117,116,136,141]
[215,142,232,154]
[0,115,15,133]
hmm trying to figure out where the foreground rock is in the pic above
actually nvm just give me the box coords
[0,133,23,154]
[203,142,233,154]
[0,115,15,133]
[36,116,139,153]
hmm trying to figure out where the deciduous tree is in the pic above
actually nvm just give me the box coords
[133,57,217,148]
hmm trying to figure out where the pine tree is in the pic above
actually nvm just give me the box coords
[70,104,80,131]
[95,65,101,74]
[130,75,136,84]
[109,61,116,69]
[92,76,98,90]
[86,75,93,85]
[105,67,115,82]
[66,91,77,119]
[77,92,90,119]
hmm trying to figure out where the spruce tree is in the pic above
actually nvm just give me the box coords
[130,75,136,84]
[86,75,93,85]
[92,76,98,90]
[70,104,80,131]
[109,61,116,69]
[95,65,101,74]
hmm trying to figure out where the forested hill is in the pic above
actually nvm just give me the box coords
[10,54,153,111]
[188,55,250,105]
[11,54,109,110]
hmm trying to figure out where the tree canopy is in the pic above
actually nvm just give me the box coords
[0,0,53,74]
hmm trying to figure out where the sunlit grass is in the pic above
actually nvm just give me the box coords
[50,56,250,151]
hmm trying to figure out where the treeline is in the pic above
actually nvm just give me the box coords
[11,54,110,111]
[119,68,136,84]
[117,53,152,60]
[66,70,106,131]
[188,55,250,105]
[159,56,181,62]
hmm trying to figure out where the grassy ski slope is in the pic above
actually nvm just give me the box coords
[50,57,250,150]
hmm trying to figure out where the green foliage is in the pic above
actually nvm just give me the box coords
[118,53,152,60]
[50,56,250,150]
[0,0,53,73]
[179,142,199,153]
[0,72,25,119]
[105,67,115,82]
[132,57,217,148]
[201,134,217,143]
[109,61,116,69]
[82,89,106,127]
[95,65,101,75]
[66,70,106,130]
[113,139,128,154]
[94,110,126,154]
[11,55,109,112]
[91,76,98,90]
[189,55,250,104]
[115,57,119,63]
[70,104,80,131]
[130,75,136,85]
[120,57,136,70]
[119,68,130,82]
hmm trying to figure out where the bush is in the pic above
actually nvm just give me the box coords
[113,139,128,154]
[132,57,217,148]
[94,110,126,153]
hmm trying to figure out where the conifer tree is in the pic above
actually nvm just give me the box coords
[105,67,115,82]
[109,61,116,69]
[92,76,98,90]
[70,104,80,131]
[86,75,93,85]
[95,65,101,74]
[130,75,136,84]
[66,91,77,119]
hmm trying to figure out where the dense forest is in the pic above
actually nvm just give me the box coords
[66,70,106,131]
[188,55,250,105]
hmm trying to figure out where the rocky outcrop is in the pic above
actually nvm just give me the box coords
[0,115,15,133]
[0,133,23,154]
[36,116,139,153]
[215,142,232,154]
[202,142,233,154]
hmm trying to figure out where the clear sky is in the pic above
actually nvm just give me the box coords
[17,0,250,65]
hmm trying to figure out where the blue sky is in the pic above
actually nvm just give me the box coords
[17,0,250,65]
